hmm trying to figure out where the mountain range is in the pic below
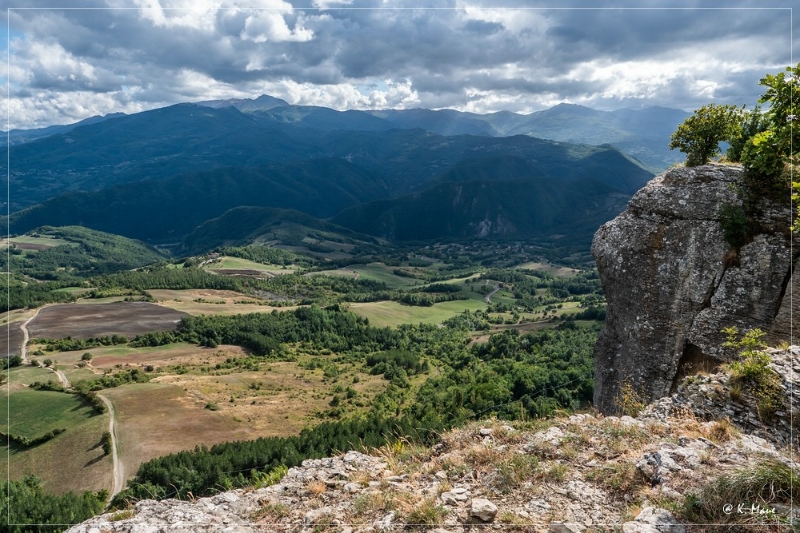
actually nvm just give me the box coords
[4,96,681,253]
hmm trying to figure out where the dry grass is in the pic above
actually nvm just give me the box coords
[463,443,503,468]
[306,480,328,496]
[729,382,745,403]
[349,470,373,488]
[403,496,448,529]
[109,509,135,522]
[665,405,706,438]
[585,461,646,499]
[682,458,798,530]
[615,380,647,417]
[703,418,739,443]
[541,461,569,483]
[493,454,539,493]
[251,501,291,522]
[350,491,397,519]
[102,383,253,485]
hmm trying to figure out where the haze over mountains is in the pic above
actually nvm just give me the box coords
[4,96,683,252]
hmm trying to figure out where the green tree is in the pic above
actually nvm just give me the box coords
[669,103,743,166]
[726,106,768,162]
[101,431,112,455]
[740,63,799,204]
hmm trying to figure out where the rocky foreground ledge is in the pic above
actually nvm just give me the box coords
[68,350,798,533]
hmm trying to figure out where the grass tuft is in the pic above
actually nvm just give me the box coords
[404,497,447,529]
[682,458,798,528]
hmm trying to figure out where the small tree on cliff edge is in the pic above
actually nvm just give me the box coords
[740,63,800,204]
[669,64,798,228]
[669,103,743,166]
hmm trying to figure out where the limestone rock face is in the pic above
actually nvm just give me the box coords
[592,164,796,413]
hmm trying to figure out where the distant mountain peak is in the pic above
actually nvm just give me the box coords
[197,94,289,111]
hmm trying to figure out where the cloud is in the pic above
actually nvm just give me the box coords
[4,1,797,129]
[240,11,314,43]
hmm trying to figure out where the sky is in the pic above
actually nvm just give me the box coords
[2,0,796,130]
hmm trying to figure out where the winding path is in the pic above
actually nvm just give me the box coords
[485,284,501,304]
[54,369,70,388]
[98,394,124,500]
[18,307,42,364]
[17,305,123,502]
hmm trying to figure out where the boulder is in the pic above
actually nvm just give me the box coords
[470,498,498,522]
[622,506,685,533]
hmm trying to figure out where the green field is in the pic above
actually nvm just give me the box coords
[2,410,111,495]
[6,235,74,248]
[514,261,580,277]
[311,263,422,289]
[350,299,487,328]
[7,365,59,387]
[352,264,421,288]
[2,389,97,439]
[212,256,298,272]
[52,287,91,295]
[60,341,194,360]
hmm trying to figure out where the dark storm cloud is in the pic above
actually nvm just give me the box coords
[3,0,797,129]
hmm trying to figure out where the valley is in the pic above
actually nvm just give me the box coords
[2,233,603,503]
[4,3,798,529]
[0,95,691,529]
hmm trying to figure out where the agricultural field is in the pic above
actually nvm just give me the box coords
[3,235,74,251]
[7,364,58,386]
[349,264,422,288]
[1,321,24,356]
[14,338,393,492]
[514,261,581,277]
[1,386,111,494]
[26,301,188,340]
[101,383,252,488]
[98,349,388,483]
[3,388,93,440]
[206,255,300,276]
[350,299,487,328]
[308,263,421,289]
[149,289,295,315]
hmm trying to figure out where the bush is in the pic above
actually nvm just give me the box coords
[2,355,23,369]
[741,130,788,196]
[723,327,785,422]
[101,431,112,455]
[718,203,750,249]
[614,380,646,417]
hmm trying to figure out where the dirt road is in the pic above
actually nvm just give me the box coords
[53,369,71,388]
[18,307,43,364]
[486,284,501,304]
[98,394,124,500]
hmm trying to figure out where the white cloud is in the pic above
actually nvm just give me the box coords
[7,89,154,130]
[240,11,314,43]
[3,3,795,129]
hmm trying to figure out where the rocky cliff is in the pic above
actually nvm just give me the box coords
[592,163,797,413]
